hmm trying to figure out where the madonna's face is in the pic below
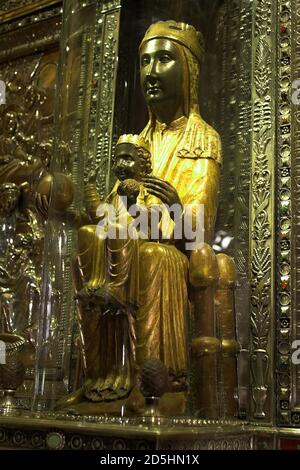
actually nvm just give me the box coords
[140,38,183,107]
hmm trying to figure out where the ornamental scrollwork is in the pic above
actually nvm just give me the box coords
[254,39,271,98]
[276,0,300,425]
[250,0,274,420]
[255,0,272,37]
[92,7,120,200]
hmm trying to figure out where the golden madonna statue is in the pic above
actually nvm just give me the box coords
[63,20,238,418]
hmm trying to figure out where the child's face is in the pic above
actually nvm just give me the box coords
[114,143,141,181]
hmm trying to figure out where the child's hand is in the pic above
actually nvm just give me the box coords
[117,179,140,198]
[117,179,140,209]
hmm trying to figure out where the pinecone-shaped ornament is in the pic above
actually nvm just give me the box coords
[139,358,170,398]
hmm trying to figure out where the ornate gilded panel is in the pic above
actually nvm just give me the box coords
[0,413,255,450]
[249,0,276,422]
[291,0,300,424]
[276,0,300,427]
[89,0,121,199]
[0,0,62,408]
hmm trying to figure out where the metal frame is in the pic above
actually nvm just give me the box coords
[1,0,300,433]
[276,0,300,427]
[249,0,276,423]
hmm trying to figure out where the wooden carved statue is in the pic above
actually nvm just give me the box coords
[59,20,239,418]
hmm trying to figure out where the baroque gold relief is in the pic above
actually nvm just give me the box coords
[0,49,59,407]
[0,52,58,139]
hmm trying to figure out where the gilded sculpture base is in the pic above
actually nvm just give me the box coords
[55,387,187,418]
[0,409,289,450]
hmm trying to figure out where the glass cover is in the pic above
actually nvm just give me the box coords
[33,0,252,421]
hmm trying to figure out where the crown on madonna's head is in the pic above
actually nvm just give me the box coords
[140,20,204,63]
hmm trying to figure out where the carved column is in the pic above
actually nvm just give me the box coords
[276,0,300,427]
[249,0,276,422]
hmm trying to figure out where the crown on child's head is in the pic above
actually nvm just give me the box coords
[117,134,150,153]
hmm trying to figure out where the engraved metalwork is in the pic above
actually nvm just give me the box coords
[276,0,300,426]
[276,0,292,426]
[250,0,275,421]
[254,0,272,38]
[163,437,253,450]
[1,408,295,450]
[0,411,256,450]
[291,0,300,418]
[0,3,62,38]
[254,40,271,98]
[0,53,58,349]
[89,0,121,199]
[0,423,254,450]
[0,0,61,411]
